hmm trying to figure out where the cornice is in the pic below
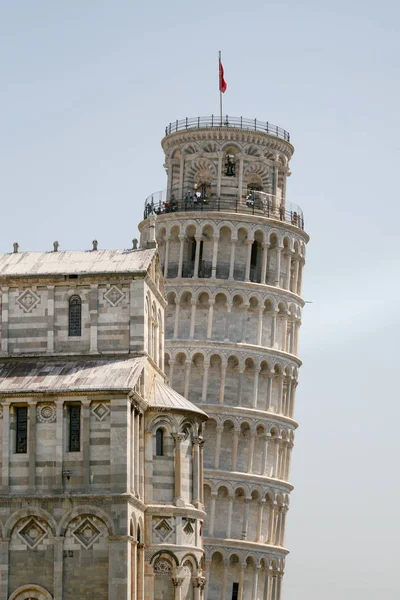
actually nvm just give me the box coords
[205,469,294,493]
[161,128,294,160]
[165,339,302,368]
[164,278,305,307]
[201,404,298,430]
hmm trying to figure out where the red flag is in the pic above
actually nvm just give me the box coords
[219,57,227,93]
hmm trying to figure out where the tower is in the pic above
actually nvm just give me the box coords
[139,115,309,599]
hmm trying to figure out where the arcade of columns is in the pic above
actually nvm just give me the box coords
[139,118,309,599]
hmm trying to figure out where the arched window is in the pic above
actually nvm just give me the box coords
[68,295,82,337]
[156,428,164,456]
[225,153,236,176]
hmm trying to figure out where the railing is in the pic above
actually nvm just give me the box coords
[164,115,290,142]
[143,190,305,230]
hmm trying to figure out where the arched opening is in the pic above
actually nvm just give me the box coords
[216,226,232,279]
[68,295,82,337]
[153,557,174,599]
[183,225,197,278]
[250,230,264,283]
[156,429,164,456]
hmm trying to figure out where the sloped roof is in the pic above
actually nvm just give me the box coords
[0,248,156,278]
[149,379,208,418]
[0,357,146,395]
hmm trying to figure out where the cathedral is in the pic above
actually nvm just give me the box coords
[0,115,308,600]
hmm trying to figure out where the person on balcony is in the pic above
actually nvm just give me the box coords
[246,192,255,208]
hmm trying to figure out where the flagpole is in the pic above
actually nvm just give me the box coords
[219,50,222,125]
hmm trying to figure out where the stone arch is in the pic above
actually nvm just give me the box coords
[185,157,217,191]
[152,552,176,599]
[57,505,114,536]
[180,553,200,569]
[6,508,56,538]
[244,161,271,189]
[150,549,179,566]
[9,584,53,600]
[146,413,178,435]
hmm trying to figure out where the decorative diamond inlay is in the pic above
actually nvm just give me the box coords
[104,286,125,307]
[16,289,40,313]
[19,518,47,549]
[155,519,173,541]
[92,403,110,421]
[73,518,101,549]
[183,520,194,535]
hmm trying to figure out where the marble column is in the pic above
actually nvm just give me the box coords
[178,235,185,278]
[192,436,201,507]
[274,247,282,287]
[232,429,240,471]
[257,308,264,346]
[214,426,223,469]
[285,253,292,290]
[173,577,184,600]
[207,300,214,339]
[184,359,192,398]
[189,299,197,339]
[272,440,280,478]
[247,433,255,473]
[164,237,170,278]
[245,240,253,281]
[199,439,205,504]
[224,302,232,340]
[208,492,217,536]
[252,369,260,408]
[219,363,227,404]
[221,561,229,600]
[270,311,277,347]
[229,237,237,280]
[252,565,260,600]
[236,368,245,407]
[194,236,202,278]
[174,300,180,338]
[242,498,250,539]
[256,500,265,542]
[266,374,273,411]
[261,243,269,284]
[201,363,209,402]
[211,236,219,278]
[226,495,234,538]
[238,563,246,600]
[262,435,269,476]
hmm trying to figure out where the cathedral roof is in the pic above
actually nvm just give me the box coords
[149,379,208,418]
[0,248,156,278]
[0,357,146,395]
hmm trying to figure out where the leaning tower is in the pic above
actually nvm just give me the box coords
[139,115,309,600]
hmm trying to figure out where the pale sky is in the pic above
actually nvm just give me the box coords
[1,1,399,598]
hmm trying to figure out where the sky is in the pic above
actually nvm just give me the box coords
[1,1,400,598]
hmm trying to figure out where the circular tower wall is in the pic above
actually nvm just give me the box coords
[139,116,309,600]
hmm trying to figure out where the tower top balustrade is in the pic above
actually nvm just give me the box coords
[164,116,290,142]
